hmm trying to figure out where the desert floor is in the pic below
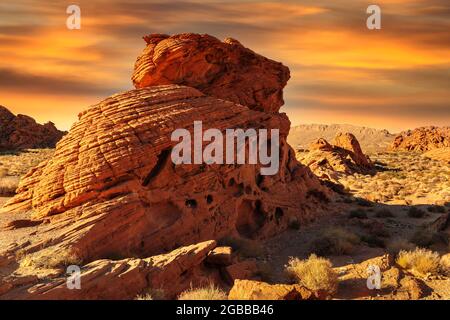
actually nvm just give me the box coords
[0,149,448,300]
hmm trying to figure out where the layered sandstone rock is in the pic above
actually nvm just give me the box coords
[0,33,331,299]
[297,133,373,182]
[0,241,218,300]
[391,126,450,152]
[132,33,290,113]
[0,105,65,151]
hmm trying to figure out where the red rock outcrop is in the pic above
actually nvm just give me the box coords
[297,133,373,182]
[0,33,331,299]
[228,279,315,300]
[390,126,450,152]
[0,241,219,300]
[0,105,65,151]
[132,33,290,113]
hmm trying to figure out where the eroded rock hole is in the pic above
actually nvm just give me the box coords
[185,199,198,209]
[206,195,213,204]
[275,207,284,224]
[236,199,266,239]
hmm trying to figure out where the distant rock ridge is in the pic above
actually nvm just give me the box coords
[390,126,450,152]
[0,105,65,151]
[288,123,395,154]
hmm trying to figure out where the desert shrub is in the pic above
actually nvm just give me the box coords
[178,283,227,300]
[387,238,416,255]
[407,207,425,218]
[309,227,360,256]
[219,237,265,258]
[408,229,448,248]
[375,208,394,218]
[427,205,446,213]
[348,209,368,219]
[20,248,82,269]
[285,254,338,296]
[396,248,441,276]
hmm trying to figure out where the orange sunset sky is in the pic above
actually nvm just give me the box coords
[0,0,449,133]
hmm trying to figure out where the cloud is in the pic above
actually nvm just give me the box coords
[0,68,121,96]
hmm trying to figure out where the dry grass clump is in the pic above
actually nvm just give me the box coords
[407,207,426,218]
[178,283,227,300]
[20,248,82,269]
[309,227,360,256]
[135,288,165,300]
[135,294,153,300]
[285,254,338,296]
[396,248,441,276]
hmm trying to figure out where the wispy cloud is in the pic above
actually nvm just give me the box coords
[0,0,449,132]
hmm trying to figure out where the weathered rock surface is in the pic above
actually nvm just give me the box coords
[297,133,373,182]
[391,126,450,152]
[0,240,218,300]
[0,106,65,151]
[0,33,331,300]
[1,85,328,265]
[228,279,315,300]
[132,33,290,113]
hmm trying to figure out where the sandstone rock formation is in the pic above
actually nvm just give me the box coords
[297,133,373,182]
[132,33,290,113]
[0,241,219,299]
[0,33,331,299]
[0,106,65,151]
[391,126,450,152]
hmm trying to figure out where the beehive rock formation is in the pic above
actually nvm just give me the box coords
[391,126,450,152]
[132,33,290,113]
[0,105,65,151]
[0,34,331,298]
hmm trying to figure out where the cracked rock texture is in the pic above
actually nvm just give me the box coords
[391,126,450,152]
[0,33,330,299]
[132,33,290,113]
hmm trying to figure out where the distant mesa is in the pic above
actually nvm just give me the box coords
[390,126,450,152]
[0,105,65,151]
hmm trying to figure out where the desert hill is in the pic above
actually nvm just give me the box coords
[288,123,395,154]
[0,105,65,151]
[391,126,450,152]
